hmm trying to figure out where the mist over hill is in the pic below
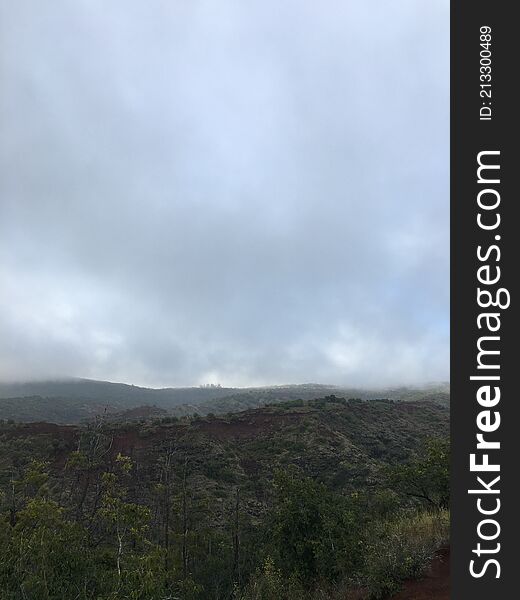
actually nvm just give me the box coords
[0,378,449,424]
[0,378,237,405]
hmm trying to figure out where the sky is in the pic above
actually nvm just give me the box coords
[0,0,449,388]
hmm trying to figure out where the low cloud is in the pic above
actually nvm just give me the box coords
[0,0,449,387]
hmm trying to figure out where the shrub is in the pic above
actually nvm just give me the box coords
[360,509,449,599]
[236,557,305,600]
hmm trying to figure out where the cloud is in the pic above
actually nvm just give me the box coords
[0,0,449,387]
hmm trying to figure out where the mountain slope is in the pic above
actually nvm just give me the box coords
[0,395,450,599]
[0,378,449,423]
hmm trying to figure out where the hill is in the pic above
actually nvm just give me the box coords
[0,378,449,423]
[0,395,449,489]
[0,396,449,599]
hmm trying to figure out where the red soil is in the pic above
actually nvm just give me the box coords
[4,422,77,438]
[389,547,450,600]
[195,411,300,439]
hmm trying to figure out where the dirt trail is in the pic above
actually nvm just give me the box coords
[389,547,450,600]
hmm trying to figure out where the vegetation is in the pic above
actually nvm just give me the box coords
[0,396,449,599]
[0,379,449,423]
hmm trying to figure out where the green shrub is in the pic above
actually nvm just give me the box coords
[236,557,305,600]
[360,509,449,599]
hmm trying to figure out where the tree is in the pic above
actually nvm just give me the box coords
[269,467,360,583]
[98,454,151,580]
[386,437,450,509]
[0,461,90,600]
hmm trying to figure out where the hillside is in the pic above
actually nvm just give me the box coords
[0,396,449,489]
[0,378,238,412]
[0,395,449,599]
[0,378,449,423]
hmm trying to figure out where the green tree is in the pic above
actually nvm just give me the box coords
[386,437,450,509]
[0,461,90,600]
[97,454,151,581]
[269,467,360,583]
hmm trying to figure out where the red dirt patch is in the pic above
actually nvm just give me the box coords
[389,547,450,600]
[3,422,77,439]
[194,411,301,440]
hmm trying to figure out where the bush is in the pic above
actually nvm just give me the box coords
[236,557,305,600]
[360,509,449,599]
[267,467,362,584]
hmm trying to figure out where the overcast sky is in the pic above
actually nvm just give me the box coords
[0,1,449,388]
